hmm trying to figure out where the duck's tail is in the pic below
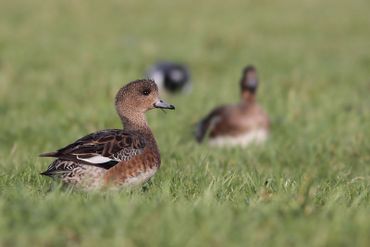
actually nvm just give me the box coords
[39,151,59,157]
[195,108,221,143]
[195,119,208,143]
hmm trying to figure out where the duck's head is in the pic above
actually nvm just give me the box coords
[115,79,175,118]
[146,62,191,94]
[240,65,258,101]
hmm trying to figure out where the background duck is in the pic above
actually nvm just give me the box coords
[146,61,191,94]
[195,66,269,147]
[40,79,175,190]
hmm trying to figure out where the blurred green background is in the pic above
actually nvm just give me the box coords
[0,0,369,246]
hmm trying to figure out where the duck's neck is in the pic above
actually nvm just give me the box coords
[241,91,256,105]
[120,113,158,148]
[120,113,148,131]
[118,112,161,168]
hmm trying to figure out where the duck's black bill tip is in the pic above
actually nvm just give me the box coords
[167,105,176,110]
[154,100,175,110]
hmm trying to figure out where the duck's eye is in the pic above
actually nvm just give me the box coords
[142,89,151,96]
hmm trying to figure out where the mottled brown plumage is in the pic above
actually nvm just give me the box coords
[40,79,175,190]
[195,66,269,147]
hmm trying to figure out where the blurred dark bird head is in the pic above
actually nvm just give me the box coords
[146,61,191,94]
[240,65,258,101]
[240,65,258,93]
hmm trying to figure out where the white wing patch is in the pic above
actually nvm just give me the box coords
[77,155,116,164]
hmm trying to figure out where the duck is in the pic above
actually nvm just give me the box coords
[40,79,175,190]
[146,61,191,94]
[195,66,269,147]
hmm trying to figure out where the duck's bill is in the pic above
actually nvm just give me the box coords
[154,99,175,110]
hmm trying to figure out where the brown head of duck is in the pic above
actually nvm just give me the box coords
[240,65,258,104]
[115,79,175,131]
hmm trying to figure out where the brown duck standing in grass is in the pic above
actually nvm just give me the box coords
[195,66,269,147]
[40,79,175,190]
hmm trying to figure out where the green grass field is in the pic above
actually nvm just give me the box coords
[1,0,370,246]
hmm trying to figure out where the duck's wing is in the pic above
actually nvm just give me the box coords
[195,106,229,143]
[40,129,146,169]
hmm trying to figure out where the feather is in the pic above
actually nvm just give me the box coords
[40,129,146,170]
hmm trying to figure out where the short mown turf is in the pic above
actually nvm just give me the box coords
[0,0,369,246]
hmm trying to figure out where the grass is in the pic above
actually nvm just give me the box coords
[0,0,370,246]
